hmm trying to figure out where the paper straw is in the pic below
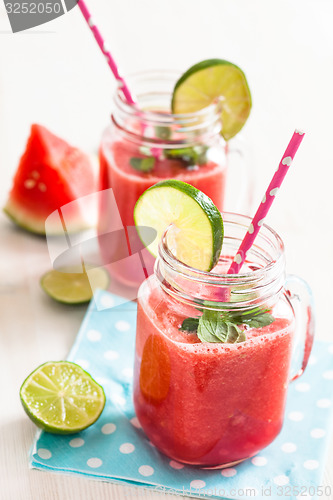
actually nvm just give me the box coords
[77,0,136,105]
[228,129,305,275]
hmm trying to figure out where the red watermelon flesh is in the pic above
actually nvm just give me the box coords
[4,124,97,235]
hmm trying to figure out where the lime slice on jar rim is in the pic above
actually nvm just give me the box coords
[20,361,106,434]
[133,179,223,272]
[171,59,252,141]
[40,266,109,305]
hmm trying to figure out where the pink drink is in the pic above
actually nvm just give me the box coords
[134,277,294,467]
[131,212,316,468]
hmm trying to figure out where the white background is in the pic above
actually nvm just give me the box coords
[0,1,333,499]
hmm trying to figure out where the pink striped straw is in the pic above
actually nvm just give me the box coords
[77,0,136,105]
[228,129,305,275]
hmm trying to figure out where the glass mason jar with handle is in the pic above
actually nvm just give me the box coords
[133,212,315,468]
[98,71,250,289]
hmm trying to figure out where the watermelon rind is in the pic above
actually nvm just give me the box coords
[3,198,92,236]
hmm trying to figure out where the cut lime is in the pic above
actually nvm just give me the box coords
[134,180,223,271]
[20,361,105,434]
[171,59,252,141]
[41,266,109,305]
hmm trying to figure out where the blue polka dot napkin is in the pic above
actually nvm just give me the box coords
[30,290,333,500]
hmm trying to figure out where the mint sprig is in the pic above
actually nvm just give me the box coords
[179,307,274,344]
[180,317,200,332]
[129,157,155,173]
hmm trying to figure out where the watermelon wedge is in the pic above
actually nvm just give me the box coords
[3,124,97,235]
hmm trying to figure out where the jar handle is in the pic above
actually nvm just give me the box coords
[224,136,254,214]
[285,274,315,382]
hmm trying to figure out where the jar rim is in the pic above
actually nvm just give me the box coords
[113,69,221,127]
[158,211,285,286]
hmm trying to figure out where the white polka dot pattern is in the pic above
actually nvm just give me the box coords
[288,411,304,422]
[86,329,102,342]
[122,367,133,378]
[104,350,119,360]
[138,465,154,477]
[69,438,85,448]
[101,423,116,435]
[281,442,297,453]
[316,398,331,408]
[130,417,141,429]
[119,443,135,454]
[169,460,184,470]
[273,475,289,486]
[295,382,310,392]
[37,449,52,460]
[115,320,130,331]
[221,468,237,477]
[99,295,115,309]
[87,457,102,468]
[190,480,206,489]
[251,456,267,466]
[310,428,326,439]
[303,460,319,470]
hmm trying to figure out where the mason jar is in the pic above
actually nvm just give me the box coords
[98,71,250,289]
[133,212,315,468]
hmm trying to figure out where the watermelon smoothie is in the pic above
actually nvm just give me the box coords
[133,213,314,467]
[99,137,226,228]
[98,71,227,288]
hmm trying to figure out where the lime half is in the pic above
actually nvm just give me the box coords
[134,180,223,272]
[41,266,109,305]
[172,59,252,141]
[20,361,105,434]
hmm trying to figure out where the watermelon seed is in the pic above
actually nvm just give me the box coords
[24,179,36,189]
[31,170,40,180]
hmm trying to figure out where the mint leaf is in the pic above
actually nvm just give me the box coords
[179,305,275,344]
[231,308,275,329]
[217,321,243,343]
[242,313,275,328]
[165,145,208,167]
[197,310,227,343]
[197,311,246,344]
[197,310,224,343]
[129,157,155,173]
[179,317,199,332]
[155,126,172,141]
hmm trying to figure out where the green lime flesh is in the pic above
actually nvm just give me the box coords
[20,361,106,434]
[40,266,109,305]
[172,58,252,141]
[134,179,223,272]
